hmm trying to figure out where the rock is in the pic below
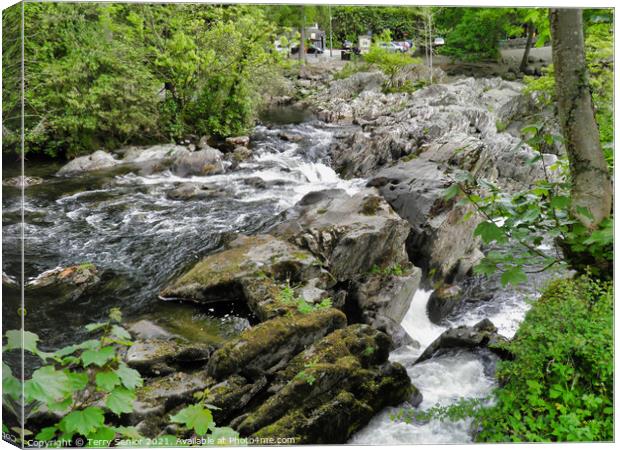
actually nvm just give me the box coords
[206,308,347,379]
[271,189,411,282]
[2,271,19,288]
[230,146,253,164]
[159,234,327,317]
[122,144,188,164]
[197,135,211,150]
[56,150,120,176]
[369,158,484,282]
[126,339,214,375]
[171,148,225,177]
[327,71,386,101]
[278,132,304,142]
[165,183,223,201]
[427,285,463,324]
[25,263,100,302]
[414,318,507,364]
[136,371,214,413]
[2,176,44,187]
[204,375,269,424]
[128,320,175,341]
[352,267,422,331]
[235,325,414,443]
[225,136,250,150]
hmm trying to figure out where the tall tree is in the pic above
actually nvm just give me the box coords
[550,8,612,228]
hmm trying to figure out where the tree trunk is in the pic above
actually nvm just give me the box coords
[550,8,612,229]
[299,6,306,65]
[519,22,535,73]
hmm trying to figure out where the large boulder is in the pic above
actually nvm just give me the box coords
[234,325,415,443]
[369,158,483,282]
[206,308,347,379]
[125,339,215,376]
[426,285,463,324]
[56,150,120,176]
[159,234,328,319]
[351,266,421,345]
[414,318,510,364]
[171,147,225,177]
[271,189,411,282]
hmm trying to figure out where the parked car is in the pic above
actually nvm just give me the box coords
[378,42,404,53]
[343,40,354,50]
[291,44,324,55]
[433,37,445,46]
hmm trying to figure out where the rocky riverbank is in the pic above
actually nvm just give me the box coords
[14,63,559,443]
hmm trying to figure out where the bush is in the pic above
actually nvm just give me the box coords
[475,275,613,442]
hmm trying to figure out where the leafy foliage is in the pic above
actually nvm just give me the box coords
[2,3,284,158]
[2,309,143,444]
[276,281,333,315]
[476,276,613,441]
[363,30,421,92]
[446,123,613,284]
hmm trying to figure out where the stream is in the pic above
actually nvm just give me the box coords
[2,111,559,443]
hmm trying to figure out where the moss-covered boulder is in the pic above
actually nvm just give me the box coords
[234,324,414,443]
[159,235,326,311]
[206,308,347,379]
[271,189,411,282]
[203,375,269,424]
[25,263,100,302]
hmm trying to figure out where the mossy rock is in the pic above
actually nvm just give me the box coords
[159,234,323,307]
[233,325,414,443]
[206,308,347,379]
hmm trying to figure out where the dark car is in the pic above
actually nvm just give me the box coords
[291,44,324,55]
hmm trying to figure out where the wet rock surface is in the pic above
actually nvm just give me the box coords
[25,263,100,302]
[414,318,510,364]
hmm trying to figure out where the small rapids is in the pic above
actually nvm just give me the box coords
[350,267,561,444]
[2,120,363,348]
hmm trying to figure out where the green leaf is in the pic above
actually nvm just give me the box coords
[170,404,214,435]
[474,221,506,244]
[59,407,105,436]
[2,362,21,400]
[443,183,460,200]
[81,346,115,367]
[550,196,570,210]
[85,322,108,333]
[113,426,142,440]
[4,329,39,354]
[115,363,143,389]
[96,371,121,392]
[66,371,89,391]
[500,267,527,287]
[105,387,135,416]
[108,308,123,323]
[111,325,132,341]
[24,366,72,405]
[35,426,57,442]
[87,426,116,445]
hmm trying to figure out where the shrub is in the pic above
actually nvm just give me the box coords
[475,275,613,442]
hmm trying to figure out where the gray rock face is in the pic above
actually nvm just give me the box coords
[427,285,463,324]
[122,144,188,164]
[128,320,175,341]
[352,268,421,344]
[272,189,412,282]
[414,318,509,364]
[56,150,120,176]
[171,147,225,177]
[126,339,214,375]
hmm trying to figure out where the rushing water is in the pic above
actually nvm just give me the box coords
[350,266,562,444]
[2,119,363,351]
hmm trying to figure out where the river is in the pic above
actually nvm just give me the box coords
[2,112,559,443]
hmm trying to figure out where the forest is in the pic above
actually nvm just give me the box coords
[1,2,614,448]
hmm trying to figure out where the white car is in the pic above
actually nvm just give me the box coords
[433,37,445,46]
